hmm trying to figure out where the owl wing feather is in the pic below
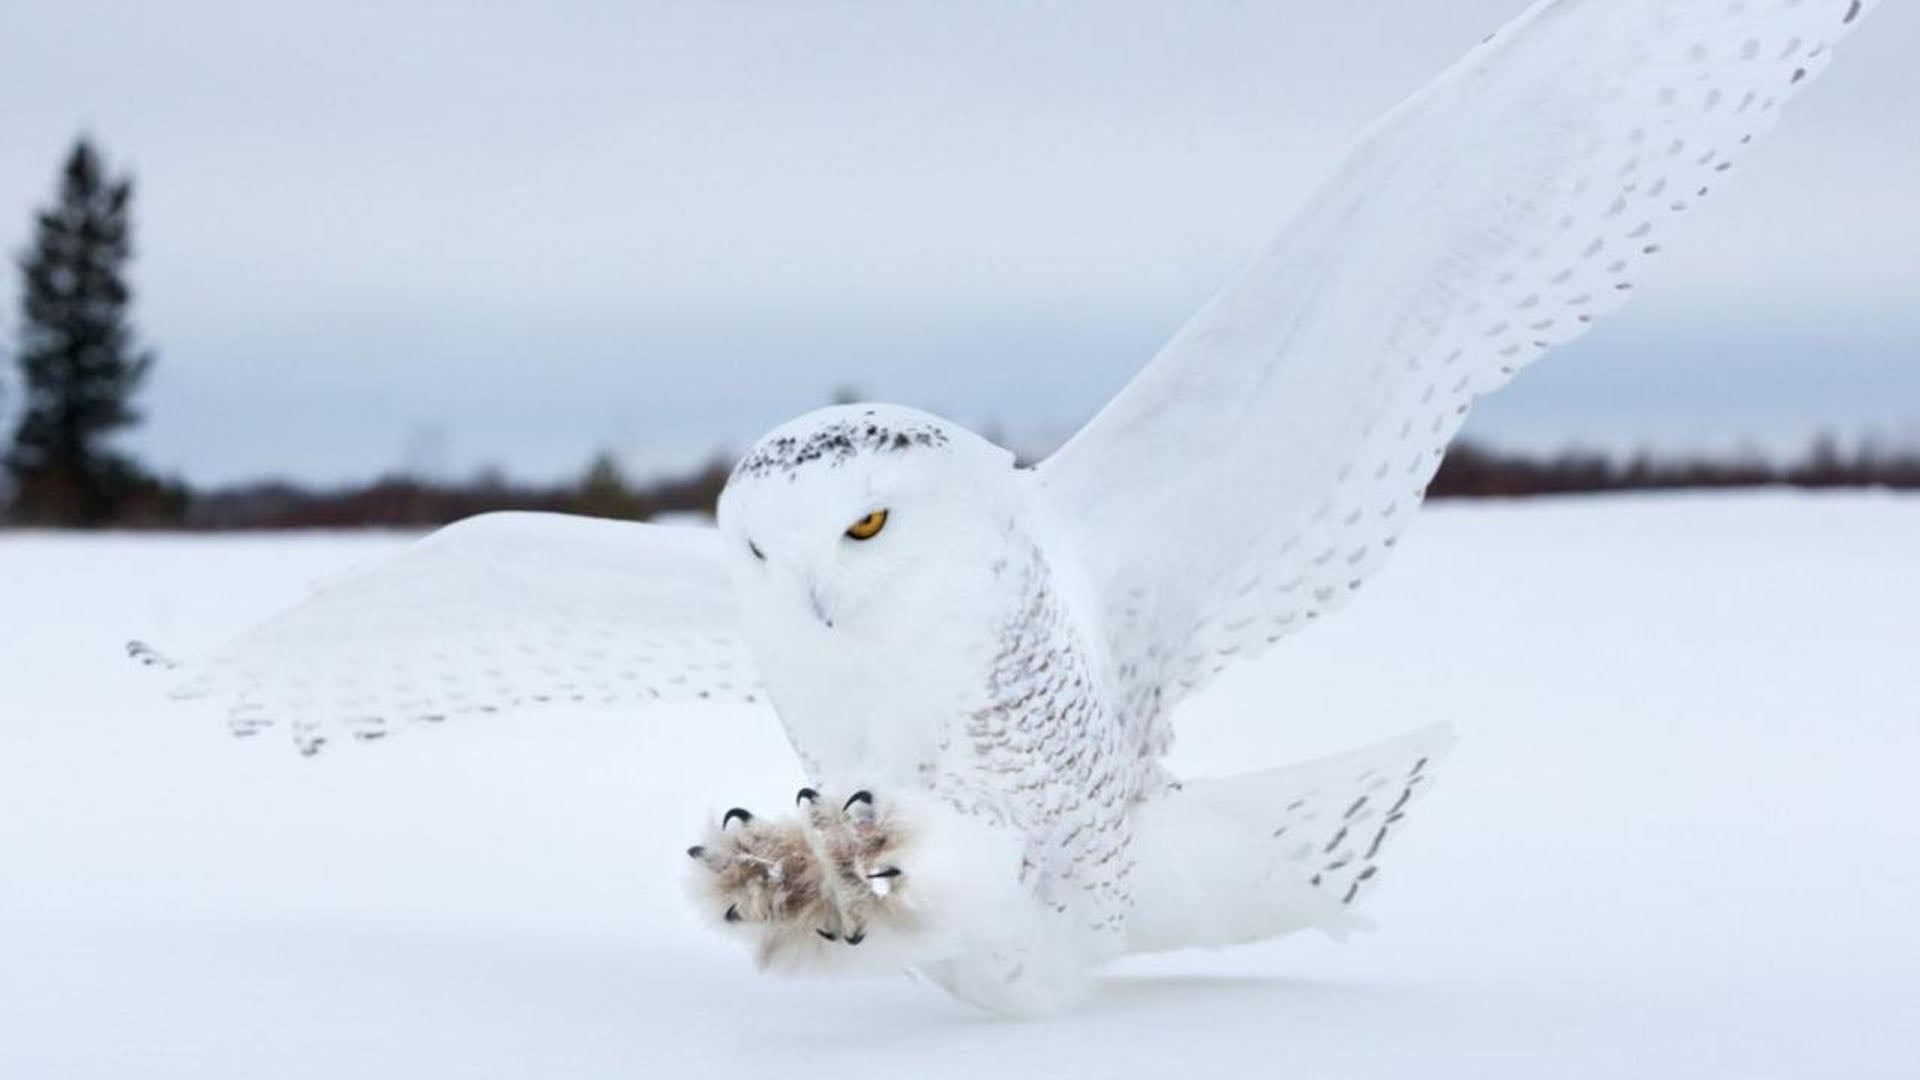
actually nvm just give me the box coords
[134,512,760,754]
[1036,0,1875,744]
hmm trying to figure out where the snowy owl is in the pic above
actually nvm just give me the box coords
[135,0,1876,1016]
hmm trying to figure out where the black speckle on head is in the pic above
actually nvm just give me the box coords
[732,418,952,482]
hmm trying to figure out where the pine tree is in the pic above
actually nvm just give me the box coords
[6,137,158,526]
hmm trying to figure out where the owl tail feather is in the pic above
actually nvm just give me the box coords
[1123,723,1455,955]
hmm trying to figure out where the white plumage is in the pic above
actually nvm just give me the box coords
[137,514,760,750]
[139,0,1877,1016]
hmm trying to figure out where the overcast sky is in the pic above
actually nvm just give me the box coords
[2,0,1915,486]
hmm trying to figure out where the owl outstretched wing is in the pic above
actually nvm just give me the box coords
[1035,0,1875,738]
[133,512,761,754]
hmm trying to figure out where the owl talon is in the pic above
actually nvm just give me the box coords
[687,788,910,966]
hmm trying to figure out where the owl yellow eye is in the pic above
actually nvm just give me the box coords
[845,509,889,541]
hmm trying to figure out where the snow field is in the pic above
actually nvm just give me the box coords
[1,492,1914,1078]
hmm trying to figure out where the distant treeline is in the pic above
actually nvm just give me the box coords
[181,453,734,530]
[1428,435,1920,498]
[139,435,1918,531]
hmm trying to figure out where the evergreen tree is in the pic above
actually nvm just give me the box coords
[572,450,645,520]
[6,138,158,526]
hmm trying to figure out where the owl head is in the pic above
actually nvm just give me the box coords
[717,403,1020,635]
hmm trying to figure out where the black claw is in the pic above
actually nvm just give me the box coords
[844,929,866,945]
[686,845,706,859]
[724,904,741,923]
[796,787,820,806]
[722,807,753,829]
[843,790,873,812]
[816,928,838,941]
[867,866,902,879]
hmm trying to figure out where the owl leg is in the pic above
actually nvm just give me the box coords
[684,788,918,970]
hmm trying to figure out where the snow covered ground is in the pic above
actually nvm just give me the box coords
[2,492,1915,1078]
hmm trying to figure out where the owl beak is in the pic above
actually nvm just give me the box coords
[808,583,835,630]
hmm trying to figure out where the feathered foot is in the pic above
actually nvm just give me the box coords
[686,788,915,968]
